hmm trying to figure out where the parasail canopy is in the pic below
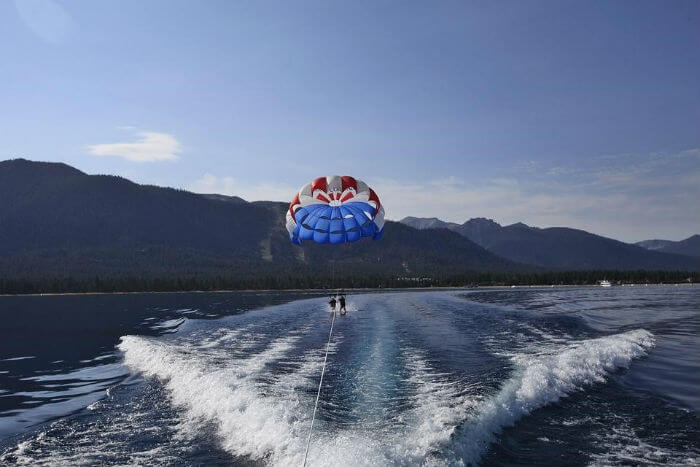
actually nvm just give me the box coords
[286,175,385,245]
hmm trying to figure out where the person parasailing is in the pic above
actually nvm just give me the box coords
[286,175,384,467]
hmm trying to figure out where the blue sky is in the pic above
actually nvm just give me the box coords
[2,0,699,242]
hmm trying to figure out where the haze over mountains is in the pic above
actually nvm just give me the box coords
[635,236,700,258]
[1,159,698,283]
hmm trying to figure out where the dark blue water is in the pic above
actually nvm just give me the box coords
[1,286,698,466]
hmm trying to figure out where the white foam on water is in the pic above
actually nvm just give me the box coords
[519,322,572,345]
[188,321,259,348]
[0,400,184,467]
[387,350,481,466]
[193,327,247,349]
[279,346,476,467]
[445,329,655,466]
[149,317,186,331]
[1,356,36,362]
[118,332,312,465]
[588,423,700,466]
[297,347,481,467]
[270,339,341,394]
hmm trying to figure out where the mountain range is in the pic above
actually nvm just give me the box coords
[0,159,520,280]
[1,159,698,285]
[399,217,700,270]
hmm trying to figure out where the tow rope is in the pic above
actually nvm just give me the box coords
[302,309,336,467]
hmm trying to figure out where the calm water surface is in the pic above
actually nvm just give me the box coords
[0,286,698,466]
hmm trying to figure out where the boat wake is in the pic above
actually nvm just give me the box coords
[118,331,315,465]
[118,322,654,466]
[444,329,655,466]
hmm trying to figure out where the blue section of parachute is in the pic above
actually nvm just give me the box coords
[291,201,383,245]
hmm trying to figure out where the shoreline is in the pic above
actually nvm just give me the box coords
[1,282,697,298]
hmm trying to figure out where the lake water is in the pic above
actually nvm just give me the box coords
[0,286,698,466]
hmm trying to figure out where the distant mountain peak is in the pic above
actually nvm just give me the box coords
[506,222,532,230]
[0,158,86,177]
[399,216,459,230]
[464,217,500,226]
[401,216,441,222]
[201,193,247,204]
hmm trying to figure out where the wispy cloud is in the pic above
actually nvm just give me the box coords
[88,131,181,162]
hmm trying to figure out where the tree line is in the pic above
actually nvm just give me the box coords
[0,270,697,295]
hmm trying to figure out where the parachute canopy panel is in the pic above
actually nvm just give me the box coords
[286,175,385,245]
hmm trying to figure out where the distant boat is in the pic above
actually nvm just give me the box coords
[600,280,612,287]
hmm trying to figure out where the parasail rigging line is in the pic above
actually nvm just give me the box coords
[302,307,336,467]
